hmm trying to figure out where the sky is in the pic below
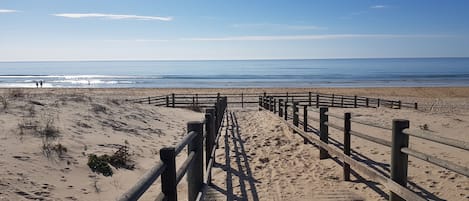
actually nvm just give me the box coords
[1,0,469,61]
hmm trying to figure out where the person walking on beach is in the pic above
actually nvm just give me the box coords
[35,81,38,88]
[40,80,43,88]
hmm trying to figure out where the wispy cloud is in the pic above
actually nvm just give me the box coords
[104,39,170,43]
[370,5,389,9]
[182,34,450,41]
[232,23,326,30]
[0,9,18,13]
[52,13,172,21]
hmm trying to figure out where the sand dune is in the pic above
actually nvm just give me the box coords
[0,87,468,201]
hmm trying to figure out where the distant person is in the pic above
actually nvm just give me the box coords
[35,81,38,88]
[40,80,43,88]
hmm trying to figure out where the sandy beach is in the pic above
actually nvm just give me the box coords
[0,87,468,201]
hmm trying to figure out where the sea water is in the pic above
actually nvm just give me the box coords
[0,58,468,88]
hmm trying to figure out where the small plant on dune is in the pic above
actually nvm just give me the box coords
[107,99,120,105]
[18,117,38,135]
[91,103,107,114]
[38,117,60,139]
[87,154,113,176]
[108,145,134,170]
[8,89,25,98]
[42,141,68,159]
[87,145,134,177]
[419,124,429,131]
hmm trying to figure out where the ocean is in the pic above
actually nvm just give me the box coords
[0,58,468,88]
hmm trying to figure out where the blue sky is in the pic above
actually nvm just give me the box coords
[1,0,469,61]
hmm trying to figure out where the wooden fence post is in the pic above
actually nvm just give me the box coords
[286,92,289,103]
[354,96,357,108]
[284,101,288,121]
[241,93,244,108]
[331,94,335,107]
[390,119,410,201]
[171,93,175,108]
[414,102,418,110]
[160,147,177,201]
[316,94,319,108]
[343,112,351,181]
[273,99,277,113]
[303,105,308,144]
[366,98,369,108]
[166,96,169,107]
[279,99,283,117]
[341,96,344,108]
[258,96,262,111]
[187,121,204,201]
[196,94,199,106]
[319,107,329,159]
[309,92,312,106]
[192,96,195,107]
[270,96,274,111]
[293,102,299,129]
[378,98,381,108]
[205,109,215,185]
[148,97,151,104]
[398,101,402,109]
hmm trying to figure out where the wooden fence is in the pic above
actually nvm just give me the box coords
[127,92,418,110]
[117,97,228,201]
[259,96,468,201]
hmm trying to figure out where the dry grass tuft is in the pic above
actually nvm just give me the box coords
[91,103,107,114]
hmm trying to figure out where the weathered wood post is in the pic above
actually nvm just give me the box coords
[366,98,369,108]
[273,99,277,113]
[166,96,169,107]
[341,96,344,108]
[269,96,274,111]
[215,100,220,131]
[258,96,262,111]
[286,92,289,103]
[148,97,151,104]
[316,94,320,108]
[241,93,244,108]
[205,109,215,185]
[397,101,402,109]
[378,98,381,108]
[309,92,312,106]
[319,107,329,159]
[284,101,288,121]
[414,102,418,110]
[331,94,335,107]
[192,96,195,107]
[343,112,351,181]
[354,95,357,108]
[196,94,199,106]
[293,102,299,129]
[279,99,283,117]
[303,105,308,144]
[187,121,204,201]
[160,147,177,201]
[390,119,410,201]
[171,93,175,108]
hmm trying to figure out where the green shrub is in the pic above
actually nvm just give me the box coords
[87,154,113,176]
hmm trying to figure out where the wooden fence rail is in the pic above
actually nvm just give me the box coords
[259,95,468,201]
[127,92,418,110]
[118,97,228,201]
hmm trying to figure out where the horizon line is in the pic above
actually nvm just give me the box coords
[1,56,468,63]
